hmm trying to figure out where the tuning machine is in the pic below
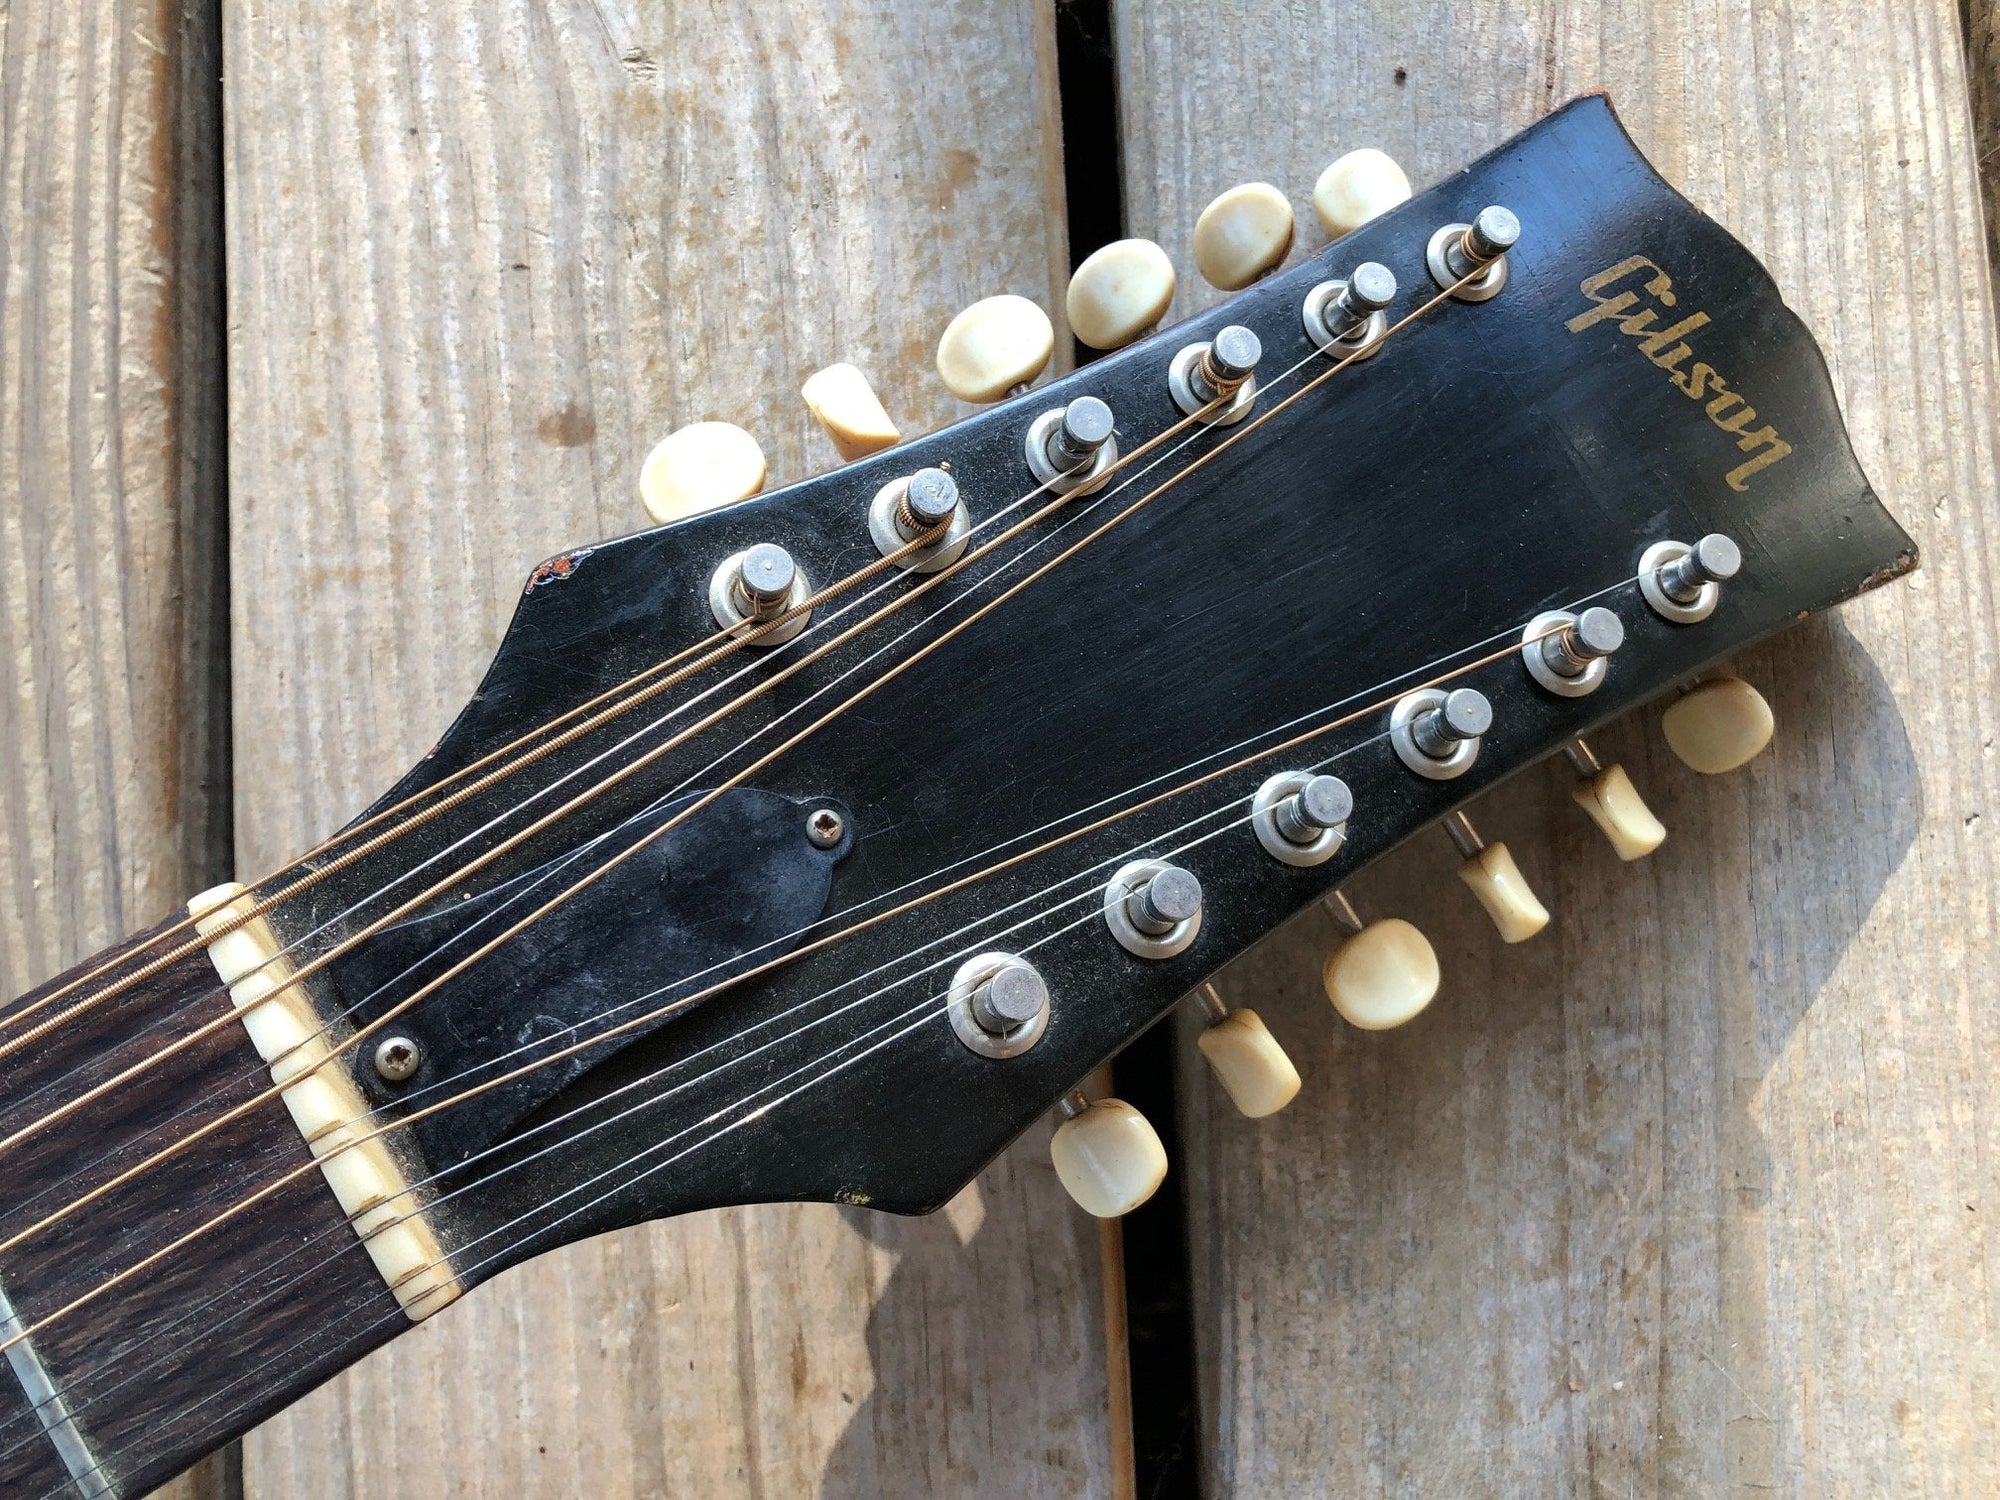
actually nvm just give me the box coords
[1051,1088,1167,1217]
[707,543,811,645]
[1067,239,1176,351]
[1320,890,1439,1031]
[1313,148,1411,238]
[801,364,900,461]
[1662,672,1774,773]
[868,466,970,572]
[1427,205,1519,302]
[1191,981,1300,1119]
[1564,737,1667,860]
[936,295,1055,403]
[1192,182,1294,291]
[1441,812,1549,943]
[1302,262,1396,360]
[639,421,767,524]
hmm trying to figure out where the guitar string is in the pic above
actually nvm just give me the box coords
[0,466,1087,1138]
[0,450,1171,1166]
[0,541,1586,1399]
[0,271,1467,1255]
[0,567,1637,1371]
[0,271,1492,1374]
[0,382,1248,1228]
[0,456,1058,1053]
[0,559,1616,1438]
[0,399,1222,1163]
[1,551,1642,1464]
[0,368,1232,1054]
[13,569,1629,1488]
[0,740,1317,1458]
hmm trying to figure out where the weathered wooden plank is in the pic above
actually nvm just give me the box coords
[221,3,1124,1495]
[1117,0,2000,1492]
[0,0,229,1494]
[1971,0,1999,277]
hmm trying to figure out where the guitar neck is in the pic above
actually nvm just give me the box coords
[0,918,406,1498]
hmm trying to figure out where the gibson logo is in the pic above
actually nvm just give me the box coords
[1566,256,1793,492]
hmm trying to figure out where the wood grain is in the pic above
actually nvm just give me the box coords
[0,919,404,1499]
[1116,0,2000,1492]
[0,0,229,1494]
[1971,0,2000,278]
[221,3,1123,1495]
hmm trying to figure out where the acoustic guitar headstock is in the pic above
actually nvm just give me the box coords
[253,93,1911,1279]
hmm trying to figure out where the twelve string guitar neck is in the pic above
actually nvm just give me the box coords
[0,95,1912,1498]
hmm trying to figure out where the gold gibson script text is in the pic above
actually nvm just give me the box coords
[1566,256,1793,492]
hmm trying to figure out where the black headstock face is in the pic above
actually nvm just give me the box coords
[268,95,1910,1274]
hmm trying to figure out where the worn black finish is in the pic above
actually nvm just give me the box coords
[250,96,1913,1282]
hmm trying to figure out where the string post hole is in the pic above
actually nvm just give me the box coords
[1169,324,1261,425]
[1303,261,1397,359]
[1392,686,1491,779]
[709,542,812,645]
[948,952,1051,1058]
[1523,605,1624,696]
[1428,204,1519,301]
[1025,396,1119,494]
[1639,533,1740,623]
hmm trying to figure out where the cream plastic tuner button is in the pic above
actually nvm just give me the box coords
[1192,983,1300,1119]
[1320,892,1439,1031]
[1192,182,1295,291]
[1564,738,1666,860]
[638,421,766,524]
[801,363,900,461]
[1662,675,1774,774]
[1050,1093,1168,1218]
[1443,812,1550,944]
[1313,148,1412,238]
[1067,238,1176,350]
[935,294,1055,403]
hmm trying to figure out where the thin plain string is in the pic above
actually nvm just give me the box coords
[0,769,1299,1459]
[0,563,1630,1370]
[4,554,1642,1468]
[9,763,1308,1482]
[0,388,1246,1231]
[0,277,1444,1267]
[0,397,1222,1171]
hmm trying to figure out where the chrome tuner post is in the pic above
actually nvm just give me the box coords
[948,952,1051,1059]
[869,465,970,573]
[1025,395,1118,494]
[1522,605,1624,696]
[1391,687,1491,780]
[1104,860,1203,959]
[708,542,812,646]
[1251,771,1352,866]
[1427,204,1519,301]
[1169,324,1261,425]
[1303,261,1396,359]
[1639,533,1740,623]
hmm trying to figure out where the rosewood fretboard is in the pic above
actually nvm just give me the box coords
[0,918,405,1498]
